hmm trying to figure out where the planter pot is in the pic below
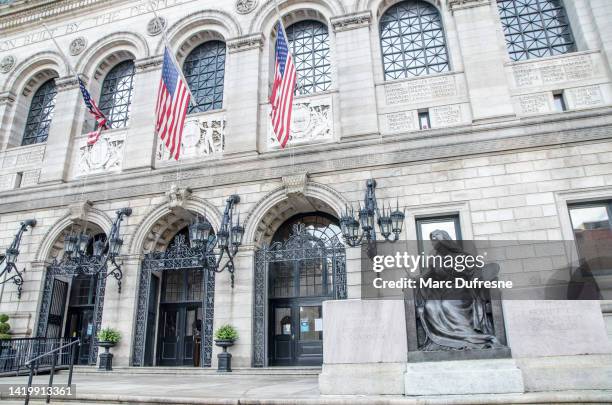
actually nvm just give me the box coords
[98,341,117,371]
[214,339,235,372]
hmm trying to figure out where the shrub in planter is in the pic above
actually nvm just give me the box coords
[0,314,11,340]
[97,328,121,344]
[214,324,238,373]
[96,327,121,371]
[214,324,238,342]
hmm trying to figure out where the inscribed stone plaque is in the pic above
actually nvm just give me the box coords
[568,85,604,109]
[384,110,417,133]
[430,104,462,128]
[517,93,550,115]
[20,170,40,187]
[511,54,594,88]
[385,75,457,106]
[503,301,612,358]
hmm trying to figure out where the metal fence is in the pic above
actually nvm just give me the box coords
[0,337,75,376]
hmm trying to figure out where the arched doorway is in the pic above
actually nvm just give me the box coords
[36,225,108,365]
[253,213,347,367]
[132,226,215,368]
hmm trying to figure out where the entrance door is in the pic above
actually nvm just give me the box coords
[45,279,68,338]
[270,301,323,366]
[156,269,203,366]
[64,275,97,365]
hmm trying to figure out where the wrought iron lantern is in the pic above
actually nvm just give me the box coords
[188,195,244,287]
[340,179,405,246]
[0,219,36,299]
[51,208,132,293]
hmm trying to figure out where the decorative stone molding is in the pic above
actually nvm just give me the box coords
[54,75,80,91]
[166,184,193,210]
[227,33,264,53]
[0,91,16,105]
[157,112,225,162]
[147,16,167,36]
[236,0,258,14]
[282,172,309,196]
[134,55,164,73]
[331,11,372,33]
[0,55,16,74]
[268,94,334,147]
[447,0,490,12]
[69,36,87,56]
[68,200,93,222]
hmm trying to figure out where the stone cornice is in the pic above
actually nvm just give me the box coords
[1,108,612,214]
[446,0,491,12]
[227,33,264,53]
[134,55,164,73]
[0,91,16,105]
[55,75,82,91]
[331,11,372,33]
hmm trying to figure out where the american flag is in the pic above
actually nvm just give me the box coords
[155,47,191,161]
[270,22,297,149]
[78,77,108,146]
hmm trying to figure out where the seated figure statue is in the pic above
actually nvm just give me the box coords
[416,229,501,351]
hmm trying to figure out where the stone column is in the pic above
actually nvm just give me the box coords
[0,92,16,150]
[331,12,379,138]
[223,34,263,156]
[589,0,612,76]
[448,0,515,121]
[38,76,84,184]
[99,255,142,367]
[121,56,163,172]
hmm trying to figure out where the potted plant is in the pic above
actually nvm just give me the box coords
[96,327,121,371]
[0,314,13,371]
[214,324,238,372]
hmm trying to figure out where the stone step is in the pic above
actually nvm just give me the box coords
[67,365,322,376]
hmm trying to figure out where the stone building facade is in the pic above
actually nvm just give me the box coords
[0,0,611,385]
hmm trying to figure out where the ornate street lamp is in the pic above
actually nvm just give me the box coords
[340,179,405,246]
[188,195,244,288]
[0,219,36,299]
[50,208,132,293]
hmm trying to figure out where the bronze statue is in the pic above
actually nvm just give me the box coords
[416,230,501,351]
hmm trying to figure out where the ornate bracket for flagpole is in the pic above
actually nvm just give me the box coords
[0,220,36,299]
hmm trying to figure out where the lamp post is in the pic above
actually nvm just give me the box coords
[340,179,405,247]
[50,208,132,293]
[0,219,36,299]
[188,195,244,287]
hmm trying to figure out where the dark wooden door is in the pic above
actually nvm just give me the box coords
[45,279,68,338]
[158,305,181,366]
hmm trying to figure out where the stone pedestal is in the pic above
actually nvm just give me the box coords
[405,359,525,396]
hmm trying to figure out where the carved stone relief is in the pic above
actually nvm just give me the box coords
[147,16,167,36]
[236,0,257,14]
[78,133,125,176]
[0,55,15,74]
[157,114,225,161]
[269,96,334,147]
[69,37,87,56]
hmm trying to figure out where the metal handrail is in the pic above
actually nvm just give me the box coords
[24,338,80,405]
[25,339,80,366]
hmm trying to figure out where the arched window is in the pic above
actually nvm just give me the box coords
[22,79,57,146]
[98,60,135,129]
[183,41,226,114]
[379,1,449,80]
[285,20,332,96]
[497,0,575,62]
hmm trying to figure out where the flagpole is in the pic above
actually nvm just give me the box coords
[40,21,81,83]
[149,2,197,107]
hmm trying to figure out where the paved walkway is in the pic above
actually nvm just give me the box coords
[0,371,612,404]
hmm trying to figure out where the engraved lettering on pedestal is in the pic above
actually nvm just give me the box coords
[569,86,604,109]
[517,93,550,115]
[430,104,462,128]
[385,111,416,133]
[269,96,333,146]
[79,134,125,176]
[157,115,225,161]
[385,76,457,106]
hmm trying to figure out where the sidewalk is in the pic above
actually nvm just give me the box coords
[0,371,611,404]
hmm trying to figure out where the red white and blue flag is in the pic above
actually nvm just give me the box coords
[155,47,191,161]
[78,77,108,146]
[270,22,297,149]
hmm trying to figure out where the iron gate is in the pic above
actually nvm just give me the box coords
[132,235,215,367]
[253,223,347,367]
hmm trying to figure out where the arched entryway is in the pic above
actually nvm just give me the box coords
[132,226,215,368]
[253,213,347,367]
